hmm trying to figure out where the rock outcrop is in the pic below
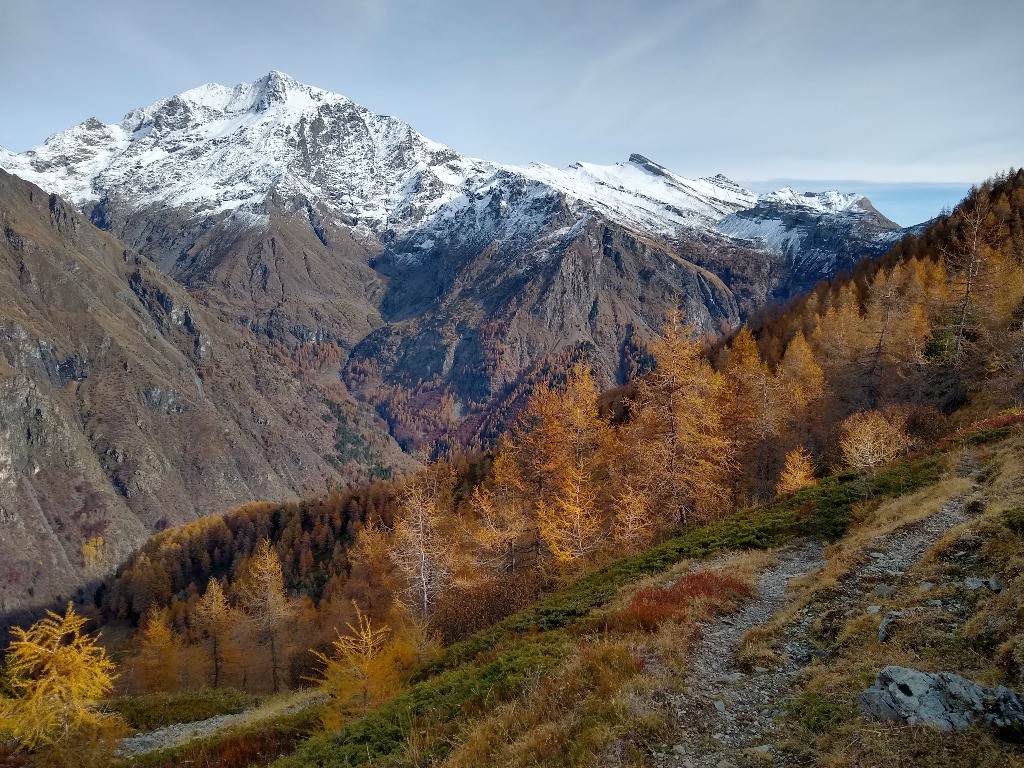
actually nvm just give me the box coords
[858,665,1024,738]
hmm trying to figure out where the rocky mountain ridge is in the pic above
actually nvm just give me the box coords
[0,169,410,617]
[5,73,869,612]
[0,72,909,448]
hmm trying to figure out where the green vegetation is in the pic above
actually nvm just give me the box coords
[1005,506,1024,534]
[324,400,392,479]
[279,634,571,767]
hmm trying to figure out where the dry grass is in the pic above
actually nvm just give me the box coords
[736,470,973,669]
[774,433,1024,767]
[441,641,646,768]
[436,549,780,768]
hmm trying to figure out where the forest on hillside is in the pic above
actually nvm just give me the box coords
[82,170,1024,693]
[3,170,1023,763]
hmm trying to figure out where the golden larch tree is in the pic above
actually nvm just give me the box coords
[0,603,122,756]
[194,578,235,688]
[311,602,412,720]
[133,607,181,693]
[236,539,296,693]
[776,446,816,496]
[627,314,733,527]
[470,448,531,574]
[536,454,604,567]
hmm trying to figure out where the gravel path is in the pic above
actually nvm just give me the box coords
[116,711,250,757]
[115,693,326,758]
[654,490,983,768]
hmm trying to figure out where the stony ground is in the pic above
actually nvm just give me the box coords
[115,691,326,758]
[651,488,983,768]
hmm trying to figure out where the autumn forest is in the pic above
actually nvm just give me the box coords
[3,170,1024,765]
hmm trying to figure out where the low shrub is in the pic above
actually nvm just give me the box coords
[787,690,852,735]
[624,571,752,631]
[1004,507,1024,534]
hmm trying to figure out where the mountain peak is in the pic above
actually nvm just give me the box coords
[763,187,866,214]
[627,153,672,178]
[701,173,746,193]
[248,70,317,111]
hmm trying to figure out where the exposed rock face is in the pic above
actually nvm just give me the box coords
[0,74,921,613]
[0,73,909,449]
[0,170,409,616]
[858,666,1024,738]
[717,189,902,295]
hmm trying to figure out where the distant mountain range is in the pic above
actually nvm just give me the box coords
[0,72,914,614]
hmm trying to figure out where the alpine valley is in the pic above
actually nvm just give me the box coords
[0,71,913,615]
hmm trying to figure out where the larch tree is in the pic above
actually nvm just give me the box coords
[627,314,733,528]
[812,283,866,413]
[838,410,910,473]
[236,539,296,693]
[611,483,656,552]
[469,449,530,575]
[517,361,611,569]
[857,266,931,406]
[0,603,122,755]
[778,332,825,422]
[391,477,453,618]
[311,602,411,720]
[775,446,816,496]
[721,327,791,502]
[536,454,604,568]
[941,190,997,364]
[133,607,181,693]
[194,578,234,689]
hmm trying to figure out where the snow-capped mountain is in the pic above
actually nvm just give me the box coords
[717,188,902,293]
[0,71,898,251]
[0,72,907,448]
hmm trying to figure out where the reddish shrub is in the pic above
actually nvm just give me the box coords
[625,570,752,631]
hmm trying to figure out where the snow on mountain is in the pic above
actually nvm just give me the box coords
[520,155,756,235]
[716,185,902,289]
[0,71,896,252]
[760,187,866,214]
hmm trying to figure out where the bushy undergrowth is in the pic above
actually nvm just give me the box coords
[277,633,571,767]
[621,571,752,632]
[102,689,260,731]
[1004,507,1024,534]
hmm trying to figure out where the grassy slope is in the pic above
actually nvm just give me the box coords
[775,428,1024,767]
[113,423,1024,768]
[275,453,943,768]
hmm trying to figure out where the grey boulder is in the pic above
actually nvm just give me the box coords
[858,666,1024,739]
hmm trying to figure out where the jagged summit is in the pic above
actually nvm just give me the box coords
[627,153,672,177]
[0,71,900,249]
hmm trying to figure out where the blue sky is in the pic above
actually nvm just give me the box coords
[1,0,1020,225]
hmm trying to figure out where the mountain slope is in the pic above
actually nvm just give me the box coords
[0,72,907,449]
[0,170,410,616]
